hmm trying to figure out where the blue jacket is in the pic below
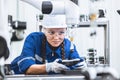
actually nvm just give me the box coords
[10,32,83,74]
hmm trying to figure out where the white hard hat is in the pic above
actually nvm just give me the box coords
[42,15,67,28]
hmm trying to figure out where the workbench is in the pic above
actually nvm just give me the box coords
[4,74,85,80]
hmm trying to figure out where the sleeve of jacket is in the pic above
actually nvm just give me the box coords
[70,43,80,58]
[64,39,87,69]
[10,33,39,74]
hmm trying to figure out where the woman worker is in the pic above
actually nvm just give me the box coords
[10,15,87,75]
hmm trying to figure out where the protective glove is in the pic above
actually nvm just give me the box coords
[46,59,69,73]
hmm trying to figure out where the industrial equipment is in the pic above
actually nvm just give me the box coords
[20,0,80,25]
[0,36,9,79]
[117,10,120,15]
[8,15,27,41]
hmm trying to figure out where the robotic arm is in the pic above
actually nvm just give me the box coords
[20,0,80,25]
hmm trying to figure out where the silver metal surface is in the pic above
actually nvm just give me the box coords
[4,75,85,80]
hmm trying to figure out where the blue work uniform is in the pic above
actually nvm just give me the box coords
[10,32,84,74]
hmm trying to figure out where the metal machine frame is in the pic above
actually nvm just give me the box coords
[76,21,110,66]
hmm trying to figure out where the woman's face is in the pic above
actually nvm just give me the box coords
[44,28,66,47]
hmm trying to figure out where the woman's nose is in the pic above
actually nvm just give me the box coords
[53,33,59,39]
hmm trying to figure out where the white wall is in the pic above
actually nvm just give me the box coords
[106,0,120,75]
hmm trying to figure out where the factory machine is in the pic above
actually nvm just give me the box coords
[0,0,120,80]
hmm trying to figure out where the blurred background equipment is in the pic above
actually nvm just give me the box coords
[0,36,9,79]
[117,10,120,15]
[10,20,27,41]
[8,11,27,41]
[87,48,98,65]
[0,36,9,60]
